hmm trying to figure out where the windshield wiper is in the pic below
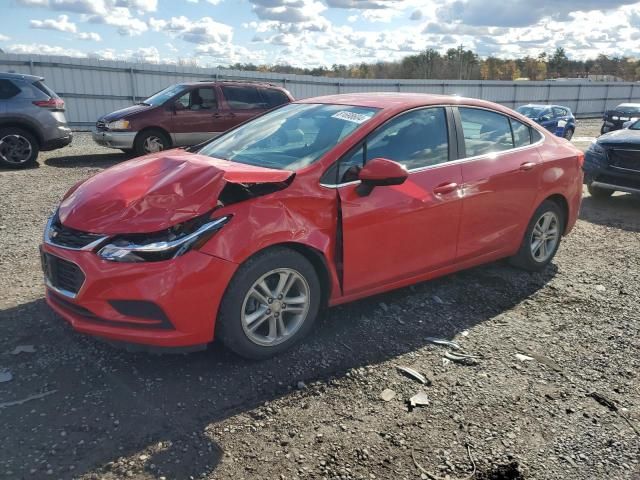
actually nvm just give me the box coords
[137,102,151,106]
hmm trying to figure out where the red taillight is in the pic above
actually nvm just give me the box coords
[33,98,65,111]
[577,152,585,168]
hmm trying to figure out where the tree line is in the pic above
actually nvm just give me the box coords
[223,47,640,82]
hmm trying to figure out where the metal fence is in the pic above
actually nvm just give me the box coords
[1,53,638,127]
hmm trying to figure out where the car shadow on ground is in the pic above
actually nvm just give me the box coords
[0,261,556,479]
[44,152,129,169]
[579,193,640,233]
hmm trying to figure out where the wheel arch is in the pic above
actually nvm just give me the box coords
[544,193,570,234]
[134,126,173,148]
[0,120,43,146]
[238,242,333,309]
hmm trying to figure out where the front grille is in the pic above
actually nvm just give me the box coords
[96,120,106,130]
[47,217,105,250]
[610,149,640,173]
[42,252,85,296]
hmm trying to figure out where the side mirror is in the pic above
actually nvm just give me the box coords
[356,158,408,196]
[539,114,552,122]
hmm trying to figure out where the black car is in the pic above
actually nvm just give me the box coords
[601,103,640,134]
[584,121,640,198]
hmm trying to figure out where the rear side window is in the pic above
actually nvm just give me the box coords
[260,88,289,108]
[33,80,59,99]
[0,79,21,99]
[510,118,531,148]
[221,85,264,110]
[459,107,514,157]
[553,107,568,117]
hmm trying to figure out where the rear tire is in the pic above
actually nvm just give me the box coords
[587,183,614,199]
[216,247,321,360]
[133,129,170,157]
[0,127,39,168]
[510,200,564,272]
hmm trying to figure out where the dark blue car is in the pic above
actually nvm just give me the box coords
[516,104,576,140]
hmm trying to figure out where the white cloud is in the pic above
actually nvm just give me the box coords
[5,42,87,57]
[76,31,102,41]
[88,7,148,36]
[186,0,223,4]
[30,14,77,33]
[149,16,233,44]
[0,34,10,41]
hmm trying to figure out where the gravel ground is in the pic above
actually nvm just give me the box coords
[0,120,638,480]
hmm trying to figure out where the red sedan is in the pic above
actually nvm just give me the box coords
[41,94,584,359]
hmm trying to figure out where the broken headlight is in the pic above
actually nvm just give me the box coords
[98,215,231,263]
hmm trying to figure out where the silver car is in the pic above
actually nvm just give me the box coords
[0,72,72,168]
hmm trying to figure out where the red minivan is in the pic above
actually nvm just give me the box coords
[92,81,293,156]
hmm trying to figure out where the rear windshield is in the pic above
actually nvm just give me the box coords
[32,80,59,99]
[198,103,379,171]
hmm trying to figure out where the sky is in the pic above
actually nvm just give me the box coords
[0,0,639,68]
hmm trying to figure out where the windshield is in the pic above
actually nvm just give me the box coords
[516,106,546,118]
[615,104,640,114]
[144,84,186,106]
[197,103,379,170]
[630,120,640,130]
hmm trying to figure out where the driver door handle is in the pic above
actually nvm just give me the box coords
[433,182,459,195]
[519,162,536,171]
[212,112,235,118]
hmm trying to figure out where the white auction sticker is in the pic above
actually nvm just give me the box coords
[331,111,372,124]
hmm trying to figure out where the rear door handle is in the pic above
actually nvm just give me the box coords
[433,182,459,195]
[520,162,536,171]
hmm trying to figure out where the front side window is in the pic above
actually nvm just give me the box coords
[221,85,264,110]
[176,88,218,111]
[336,107,449,183]
[459,107,514,157]
[144,84,186,106]
[516,105,544,119]
[198,103,378,171]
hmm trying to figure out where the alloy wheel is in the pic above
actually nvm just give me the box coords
[0,134,33,164]
[241,268,310,347]
[143,135,164,153]
[530,211,560,263]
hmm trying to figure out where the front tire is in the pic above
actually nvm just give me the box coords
[563,128,574,140]
[0,127,39,168]
[133,129,170,157]
[510,200,564,272]
[216,247,321,360]
[587,183,614,199]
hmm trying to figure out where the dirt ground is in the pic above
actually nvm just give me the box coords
[0,119,638,480]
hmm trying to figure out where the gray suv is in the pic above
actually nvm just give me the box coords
[0,72,72,168]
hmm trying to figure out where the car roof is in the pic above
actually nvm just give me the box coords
[181,80,286,90]
[0,71,44,82]
[296,92,522,116]
[519,103,570,109]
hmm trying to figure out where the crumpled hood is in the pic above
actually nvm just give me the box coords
[100,104,152,122]
[58,150,294,235]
